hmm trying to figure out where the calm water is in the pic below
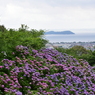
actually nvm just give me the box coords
[44,33,95,42]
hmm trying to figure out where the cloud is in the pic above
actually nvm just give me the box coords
[0,0,95,32]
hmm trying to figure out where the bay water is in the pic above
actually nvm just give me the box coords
[44,33,95,43]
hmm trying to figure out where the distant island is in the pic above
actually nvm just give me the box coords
[45,30,75,35]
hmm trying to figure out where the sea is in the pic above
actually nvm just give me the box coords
[44,33,95,43]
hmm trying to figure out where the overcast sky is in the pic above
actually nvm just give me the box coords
[0,0,95,33]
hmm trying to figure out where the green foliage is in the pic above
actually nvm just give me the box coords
[0,24,48,61]
[55,46,95,66]
[0,25,6,32]
[68,45,89,57]
[55,45,90,58]
[54,47,68,53]
[86,51,95,66]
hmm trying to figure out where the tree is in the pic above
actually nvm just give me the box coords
[87,51,95,66]
[19,24,29,32]
[0,25,6,32]
[0,24,48,61]
[69,45,88,56]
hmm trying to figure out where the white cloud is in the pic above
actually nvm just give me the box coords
[0,0,95,33]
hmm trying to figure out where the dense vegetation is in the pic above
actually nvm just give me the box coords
[0,45,95,95]
[0,25,95,95]
[55,46,95,66]
[0,24,48,61]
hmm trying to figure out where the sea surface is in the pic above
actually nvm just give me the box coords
[44,33,95,42]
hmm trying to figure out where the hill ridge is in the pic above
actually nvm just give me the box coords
[45,30,75,35]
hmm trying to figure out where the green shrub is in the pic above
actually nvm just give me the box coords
[55,46,95,66]
[0,24,48,61]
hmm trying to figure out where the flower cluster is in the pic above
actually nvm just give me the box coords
[0,45,95,95]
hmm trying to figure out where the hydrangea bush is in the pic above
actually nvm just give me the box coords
[0,45,95,95]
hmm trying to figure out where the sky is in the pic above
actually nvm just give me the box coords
[0,0,95,33]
